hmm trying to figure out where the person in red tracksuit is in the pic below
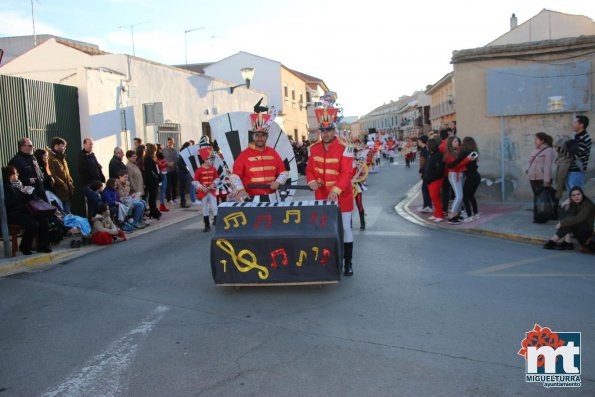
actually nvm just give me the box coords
[307,105,355,276]
[230,111,289,202]
[423,139,446,222]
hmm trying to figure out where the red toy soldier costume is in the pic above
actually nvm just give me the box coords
[193,147,220,232]
[306,99,356,276]
[230,108,289,202]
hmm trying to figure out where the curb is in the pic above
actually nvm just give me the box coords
[395,182,546,245]
[0,209,200,278]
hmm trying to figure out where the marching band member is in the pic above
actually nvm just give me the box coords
[193,147,220,232]
[306,101,356,276]
[230,110,289,202]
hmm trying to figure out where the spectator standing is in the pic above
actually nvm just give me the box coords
[417,135,432,213]
[47,137,75,214]
[449,137,480,222]
[33,148,54,193]
[125,150,144,197]
[156,148,169,212]
[8,137,47,201]
[423,138,445,223]
[163,137,179,204]
[108,147,127,179]
[133,137,142,151]
[77,138,105,187]
[143,143,162,220]
[566,115,591,191]
[527,132,555,194]
[177,142,191,208]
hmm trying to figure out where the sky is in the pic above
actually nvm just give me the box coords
[1,0,593,117]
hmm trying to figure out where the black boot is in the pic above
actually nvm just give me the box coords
[343,242,353,276]
[212,215,217,226]
[203,216,210,232]
[359,210,365,230]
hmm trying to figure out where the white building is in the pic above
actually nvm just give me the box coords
[0,37,265,168]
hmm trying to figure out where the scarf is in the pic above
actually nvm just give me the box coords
[11,180,24,190]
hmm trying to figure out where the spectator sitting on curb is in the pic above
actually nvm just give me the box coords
[115,170,148,228]
[543,186,595,253]
[83,180,104,219]
[91,203,127,245]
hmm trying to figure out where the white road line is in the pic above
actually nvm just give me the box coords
[42,305,170,397]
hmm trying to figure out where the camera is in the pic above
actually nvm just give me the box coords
[470,151,478,159]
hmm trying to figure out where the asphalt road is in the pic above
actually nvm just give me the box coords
[1,159,594,397]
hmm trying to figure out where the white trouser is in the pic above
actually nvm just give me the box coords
[342,212,353,243]
[201,194,218,216]
[448,171,465,215]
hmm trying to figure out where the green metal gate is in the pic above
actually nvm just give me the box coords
[0,75,84,214]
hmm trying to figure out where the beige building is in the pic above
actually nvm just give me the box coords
[426,72,456,131]
[280,66,308,142]
[452,35,595,200]
[287,69,330,141]
[489,9,595,46]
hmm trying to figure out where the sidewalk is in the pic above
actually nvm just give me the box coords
[0,203,202,277]
[396,181,553,245]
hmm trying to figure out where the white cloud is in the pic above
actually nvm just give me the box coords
[0,11,63,37]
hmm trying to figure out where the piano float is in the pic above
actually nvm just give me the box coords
[210,200,344,286]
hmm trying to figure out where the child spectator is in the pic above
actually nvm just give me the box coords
[83,180,105,219]
[91,203,127,245]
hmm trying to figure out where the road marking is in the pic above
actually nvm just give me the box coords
[468,253,595,277]
[354,230,422,237]
[42,305,170,397]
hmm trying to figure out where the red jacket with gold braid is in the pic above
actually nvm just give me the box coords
[306,137,354,212]
[193,165,219,199]
[231,145,288,197]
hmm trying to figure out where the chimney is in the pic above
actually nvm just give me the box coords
[510,13,518,30]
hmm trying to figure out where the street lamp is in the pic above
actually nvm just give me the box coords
[184,26,205,64]
[229,67,255,94]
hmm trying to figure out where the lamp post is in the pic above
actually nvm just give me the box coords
[184,26,205,64]
[229,67,255,94]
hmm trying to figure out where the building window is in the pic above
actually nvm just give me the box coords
[291,89,295,101]
[284,85,288,97]
[306,92,311,103]
[299,93,303,103]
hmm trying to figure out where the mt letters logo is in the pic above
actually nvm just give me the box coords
[518,324,581,388]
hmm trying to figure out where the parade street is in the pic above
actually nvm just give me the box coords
[1,160,594,397]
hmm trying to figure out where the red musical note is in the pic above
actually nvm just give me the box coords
[309,212,328,227]
[253,214,272,229]
[320,249,331,265]
[270,248,288,269]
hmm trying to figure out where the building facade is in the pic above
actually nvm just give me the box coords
[426,72,456,131]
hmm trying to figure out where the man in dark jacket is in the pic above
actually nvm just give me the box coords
[8,137,47,201]
[108,147,127,179]
[77,138,105,187]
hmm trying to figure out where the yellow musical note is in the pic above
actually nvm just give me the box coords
[283,209,301,224]
[223,211,247,230]
[312,246,319,260]
[296,250,307,267]
[220,259,227,273]
[216,239,269,280]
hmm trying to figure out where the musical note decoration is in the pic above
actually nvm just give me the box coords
[216,239,269,280]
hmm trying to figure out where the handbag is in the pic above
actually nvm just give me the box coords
[533,187,556,224]
[26,198,57,215]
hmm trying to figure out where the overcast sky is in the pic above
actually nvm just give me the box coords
[1,0,593,117]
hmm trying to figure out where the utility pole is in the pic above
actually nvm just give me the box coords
[117,22,149,56]
[31,0,37,46]
[184,26,205,64]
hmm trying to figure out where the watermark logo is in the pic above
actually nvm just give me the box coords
[518,324,581,388]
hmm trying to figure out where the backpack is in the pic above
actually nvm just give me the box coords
[533,187,556,224]
[48,213,66,244]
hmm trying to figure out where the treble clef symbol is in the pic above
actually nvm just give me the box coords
[215,239,270,280]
